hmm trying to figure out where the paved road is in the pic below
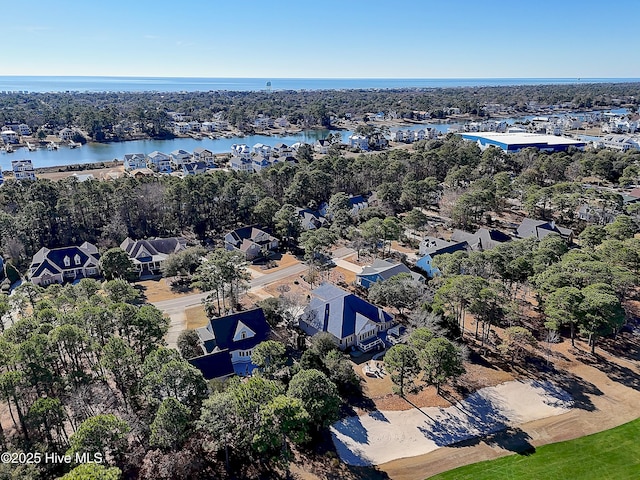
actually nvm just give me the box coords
[156,247,355,347]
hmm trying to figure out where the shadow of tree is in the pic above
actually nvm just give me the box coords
[417,391,511,447]
[513,353,602,412]
[595,359,640,392]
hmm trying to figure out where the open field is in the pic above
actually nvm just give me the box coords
[428,417,640,480]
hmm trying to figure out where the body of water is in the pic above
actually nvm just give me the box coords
[1,76,639,93]
[0,130,348,170]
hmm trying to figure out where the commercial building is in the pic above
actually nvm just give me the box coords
[459,132,586,153]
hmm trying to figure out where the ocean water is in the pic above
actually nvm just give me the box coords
[1,76,638,93]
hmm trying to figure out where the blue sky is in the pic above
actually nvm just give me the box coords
[2,0,639,78]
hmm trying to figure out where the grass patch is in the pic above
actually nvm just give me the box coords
[185,305,209,330]
[428,417,640,480]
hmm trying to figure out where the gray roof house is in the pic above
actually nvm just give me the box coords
[299,283,394,352]
[516,218,573,242]
[29,242,101,286]
[450,228,511,251]
[224,226,279,261]
[356,258,424,289]
[120,237,188,276]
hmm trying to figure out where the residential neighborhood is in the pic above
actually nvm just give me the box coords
[1,78,640,480]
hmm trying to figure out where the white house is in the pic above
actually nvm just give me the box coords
[11,159,36,181]
[58,128,75,141]
[123,153,147,171]
[170,149,193,168]
[348,134,369,151]
[1,130,19,144]
[314,139,330,154]
[147,151,172,173]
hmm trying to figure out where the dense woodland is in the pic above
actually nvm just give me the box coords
[1,83,639,140]
[0,135,639,274]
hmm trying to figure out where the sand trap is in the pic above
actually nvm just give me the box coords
[331,379,573,466]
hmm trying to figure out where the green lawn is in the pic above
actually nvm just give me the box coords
[428,418,640,480]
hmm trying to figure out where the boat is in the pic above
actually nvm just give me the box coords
[47,142,59,150]
[69,141,81,148]
[27,142,37,151]
[5,144,14,153]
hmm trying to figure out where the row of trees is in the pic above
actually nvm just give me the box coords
[2,83,638,138]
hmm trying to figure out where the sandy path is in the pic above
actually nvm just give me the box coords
[331,380,573,467]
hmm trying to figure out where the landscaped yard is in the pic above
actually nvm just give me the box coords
[428,417,640,480]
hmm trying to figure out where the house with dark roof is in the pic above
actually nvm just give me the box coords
[120,237,188,276]
[299,284,394,352]
[356,258,424,289]
[181,161,208,176]
[319,194,369,219]
[193,147,215,167]
[189,308,271,380]
[450,228,511,251]
[295,207,327,231]
[224,226,279,261]
[29,242,101,286]
[416,237,470,278]
[516,218,573,243]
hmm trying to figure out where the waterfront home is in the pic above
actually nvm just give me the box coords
[17,124,31,136]
[147,151,172,173]
[290,141,306,153]
[123,153,147,171]
[29,242,101,286]
[11,159,36,181]
[170,149,193,168]
[348,134,369,151]
[201,122,216,132]
[120,236,187,277]
[314,139,331,154]
[275,117,289,128]
[272,142,292,157]
[231,144,251,160]
[254,116,274,129]
[182,161,208,176]
[193,147,215,166]
[58,128,76,142]
[1,129,19,144]
[252,143,272,160]
[416,237,470,278]
[189,308,271,380]
[516,218,573,243]
[299,283,394,352]
[224,226,279,261]
[188,121,201,132]
[173,122,191,135]
[356,259,424,289]
[450,228,511,252]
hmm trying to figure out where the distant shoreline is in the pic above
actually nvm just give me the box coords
[2,76,640,94]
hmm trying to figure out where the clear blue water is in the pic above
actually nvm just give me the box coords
[1,76,638,93]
